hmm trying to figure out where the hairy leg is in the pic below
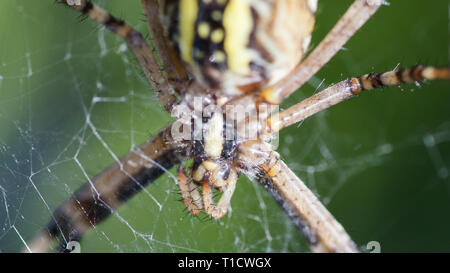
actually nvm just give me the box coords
[60,0,178,111]
[141,0,189,95]
[25,125,190,252]
[178,165,203,215]
[238,140,358,253]
[201,169,238,219]
[267,66,450,133]
[261,0,384,104]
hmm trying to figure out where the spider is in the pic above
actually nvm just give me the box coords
[24,0,449,253]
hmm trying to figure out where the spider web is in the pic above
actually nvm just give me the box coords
[1,0,450,253]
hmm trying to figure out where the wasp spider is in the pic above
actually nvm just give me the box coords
[25,0,449,253]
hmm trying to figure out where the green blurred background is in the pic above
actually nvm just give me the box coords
[0,0,449,253]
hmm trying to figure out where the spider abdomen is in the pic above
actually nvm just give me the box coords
[161,0,316,95]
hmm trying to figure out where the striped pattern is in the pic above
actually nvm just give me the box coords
[267,66,450,134]
[161,0,316,95]
[351,66,450,94]
[26,125,185,252]
[238,140,358,252]
[61,0,178,111]
[68,1,132,39]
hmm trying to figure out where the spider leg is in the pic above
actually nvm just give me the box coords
[141,0,189,95]
[238,140,358,253]
[177,165,203,215]
[201,169,238,219]
[261,0,383,104]
[25,125,191,252]
[267,66,450,133]
[59,0,177,112]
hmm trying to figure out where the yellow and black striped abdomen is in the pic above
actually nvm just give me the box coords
[161,0,316,95]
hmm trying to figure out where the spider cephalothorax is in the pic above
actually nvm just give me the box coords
[164,0,317,219]
[178,109,240,218]
[175,93,276,218]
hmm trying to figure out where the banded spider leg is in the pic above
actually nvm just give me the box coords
[62,0,188,111]
[26,0,191,252]
[267,66,450,133]
[242,65,450,253]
